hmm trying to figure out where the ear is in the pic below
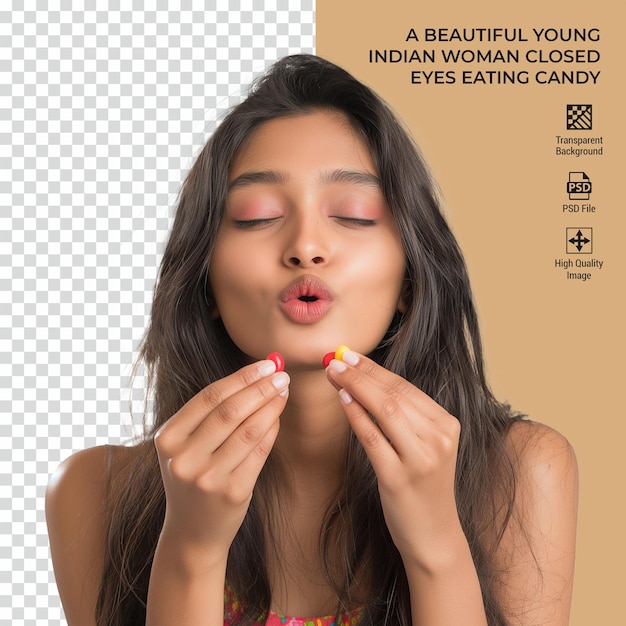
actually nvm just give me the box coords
[205,284,221,320]
[397,277,412,314]
[208,294,221,320]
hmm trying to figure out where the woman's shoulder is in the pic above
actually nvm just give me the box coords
[46,443,145,533]
[46,443,138,503]
[504,419,577,480]
[45,443,142,625]
[494,423,578,623]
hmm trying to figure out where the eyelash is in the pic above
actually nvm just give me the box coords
[335,217,377,227]
[233,218,279,229]
[233,217,377,229]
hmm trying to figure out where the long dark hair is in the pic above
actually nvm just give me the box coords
[96,54,522,625]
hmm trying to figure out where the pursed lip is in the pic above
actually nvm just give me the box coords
[278,274,335,324]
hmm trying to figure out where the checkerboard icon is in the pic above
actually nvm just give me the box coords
[566,104,592,130]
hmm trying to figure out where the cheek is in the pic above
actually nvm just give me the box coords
[342,240,406,318]
[209,239,256,306]
[209,234,278,323]
[338,258,405,356]
[354,239,404,292]
[209,240,280,359]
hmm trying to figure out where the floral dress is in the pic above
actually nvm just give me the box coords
[224,582,363,626]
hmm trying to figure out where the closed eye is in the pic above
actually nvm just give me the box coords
[334,217,377,227]
[234,218,281,229]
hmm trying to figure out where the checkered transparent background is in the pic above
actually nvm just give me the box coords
[1,2,314,623]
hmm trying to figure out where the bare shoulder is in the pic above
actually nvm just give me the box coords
[46,444,137,522]
[495,420,579,625]
[46,444,139,625]
[504,419,578,490]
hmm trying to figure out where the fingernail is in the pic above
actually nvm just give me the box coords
[329,360,347,373]
[266,351,285,372]
[272,371,290,390]
[339,389,353,404]
[258,360,276,377]
[342,351,359,366]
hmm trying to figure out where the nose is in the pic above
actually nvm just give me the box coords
[282,215,329,268]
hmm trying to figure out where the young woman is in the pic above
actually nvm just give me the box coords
[46,55,578,626]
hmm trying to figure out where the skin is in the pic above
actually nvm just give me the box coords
[46,111,578,625]
[209,110,406,368]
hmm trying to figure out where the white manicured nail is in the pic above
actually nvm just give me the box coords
[258,360,277,377]
[329,360,347,373]
[272,372,290,390]
[342,351,360,366]
[339,389,353,404]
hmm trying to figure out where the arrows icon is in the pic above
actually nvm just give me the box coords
[568,229,591,252]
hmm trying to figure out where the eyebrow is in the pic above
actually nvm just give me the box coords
[319,169,381,188]
[228,170,289,191]
[227,168,381,191]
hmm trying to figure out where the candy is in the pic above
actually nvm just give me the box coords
[323,345,351,366]
[266,352,285,372]
[334,345,351,361]
[322,352,335,368]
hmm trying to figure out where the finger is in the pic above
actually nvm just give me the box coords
[155,359,280,452]
[191,368,288,439]
[184,390,286,477]
[337,388,399,478]
[326,353,448,456]
[225,414,282,496]
[328,351,441,414]
[339,388,456,487]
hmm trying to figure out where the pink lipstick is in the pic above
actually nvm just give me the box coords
[279,275,334,324]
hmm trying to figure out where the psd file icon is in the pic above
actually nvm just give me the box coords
[567,172,592,200]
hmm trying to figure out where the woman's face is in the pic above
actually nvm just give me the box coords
[209,110,406,369]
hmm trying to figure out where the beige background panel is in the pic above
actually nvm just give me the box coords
[318,1,624,624]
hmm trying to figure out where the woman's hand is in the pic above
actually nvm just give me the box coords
[326,351,463,571]
[153,359,289,565]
